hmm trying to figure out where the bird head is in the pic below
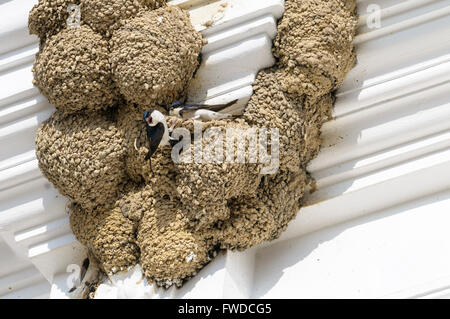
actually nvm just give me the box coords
[170,101,182,109]
[169,101,184,117]
[143,110,166,127]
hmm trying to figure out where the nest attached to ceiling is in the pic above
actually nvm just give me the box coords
[32,0,357,287]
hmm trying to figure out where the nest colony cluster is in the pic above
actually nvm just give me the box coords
[31,0,357,287]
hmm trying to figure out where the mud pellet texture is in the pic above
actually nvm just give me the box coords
[137,194,213,287]
[70,203,139,274]
[35,110,127,212]
[32,26,118,114]
[175,120,263,230]
[109,6,203,107]
[29,0,80,41]
[213,170,308,250]
[80,0,166,37]
[244,68,305,173]
[274,0,357,100]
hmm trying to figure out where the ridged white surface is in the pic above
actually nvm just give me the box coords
[2,0,450,299]
[258,0,450,298]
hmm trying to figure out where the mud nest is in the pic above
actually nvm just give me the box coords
[31,0,357,287]
[70,200,140,274]
[135,189,214,287]
[81,0,167,37]
[29,0,81,41]
[213,170,308,250]
[35,110,127,211]
[32,26,118,114]
[109,6,203,106]
[274,0,357,100]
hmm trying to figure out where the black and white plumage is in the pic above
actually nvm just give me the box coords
[143,110,173,171]
[168,99,239,121]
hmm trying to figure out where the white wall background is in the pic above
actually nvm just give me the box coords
[1,0,450,299]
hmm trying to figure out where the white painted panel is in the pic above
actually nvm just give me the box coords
[259,0,450,299]
[255,190,450,298]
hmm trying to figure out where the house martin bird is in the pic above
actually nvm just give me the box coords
[143,110,175,172]
[169,99,239,121]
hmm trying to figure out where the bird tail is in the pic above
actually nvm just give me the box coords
[221,103,246,117]
[188,99,239,113]
[209,99,239,112]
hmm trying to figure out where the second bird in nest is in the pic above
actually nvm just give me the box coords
[142,99,241,171]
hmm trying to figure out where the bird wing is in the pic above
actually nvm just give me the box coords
[178,99,238,113]
[145,122,165,160]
